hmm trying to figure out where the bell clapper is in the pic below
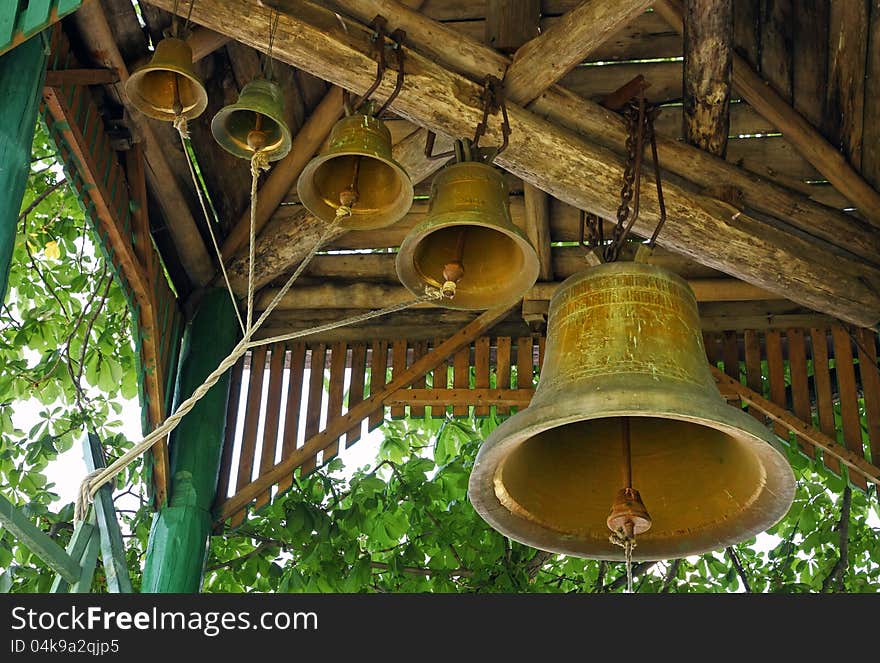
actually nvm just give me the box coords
[246,111,269,154]
[440,228,467,299]
[607,418,652,592]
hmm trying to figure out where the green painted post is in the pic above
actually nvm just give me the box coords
[141,290,239,593]
[0,35,47,303]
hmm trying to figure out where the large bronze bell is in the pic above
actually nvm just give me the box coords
[395,161,539,309]
[469,262,795,560]
[125,38,207,122]
[211,79,292,162]
[297,112,413,229]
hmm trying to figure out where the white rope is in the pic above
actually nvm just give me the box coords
[247,151,271,331]
[177,125,246,335]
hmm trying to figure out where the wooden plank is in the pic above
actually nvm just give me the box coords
[865,0,880,189]
[218,304,516,520]
[791,0,828,130]
[346,342,368,447]
[235,347,267,493]
[538,335,546,376]
[431,337,449,419]
[452,346,470,417]
[703,332,722,365]
[810,327,842,475]
[83,433,133,593]
[733,0,760,68]
[759,0,793,102]
[856,328,880,467]
[516,336,534,394]
[255,345,286,510]
[485,0,540,52]
[44,68,118,86]
[721,330,740,379]
[474,336,491,417]
[278,342,306,495]
[831,325,868,489]
[50,522,97,594]
[743,329,764,421]
[215,358,244,507]
[386,389,534,408]
[368,341,388,430]
[390,340,408,420]
[712,367,880,488]
[300,343,327,476]
[787,327,815,458]
[496,336,513,416]
[409,341,428,418]
[683,0,732,156]
[764,330,787,437]
[323,342,348,461]
[0,494,80,584]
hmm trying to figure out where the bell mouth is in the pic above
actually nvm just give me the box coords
[399,221,539,310]
[127,70,206,121]
[299,153,413,229]
[212,110,289,160]
[471,408,795,560]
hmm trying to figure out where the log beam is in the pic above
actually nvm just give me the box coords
[523,183,554,281]
[683,0,732,156]
[655,0,880,225]
[148,0,880,326]
[504,0,654,104]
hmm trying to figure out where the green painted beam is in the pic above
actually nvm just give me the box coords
[0,2,84,58]
[0,493,80,584]
[50,521,97,593]
[0,35,47,303]
[141,289,239,593]
[84,433,134,593]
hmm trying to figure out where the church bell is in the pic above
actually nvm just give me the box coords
[211,79,292,162]
[297,111,413,229]
[468,261,795,560]
[125,37,208,122]
[395,161,539,309]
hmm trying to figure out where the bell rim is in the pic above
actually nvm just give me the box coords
[296,150,414,229]
[210,104,293,162]
[125,39,207,122]
[395,211,540,310]
[468,385,796,561]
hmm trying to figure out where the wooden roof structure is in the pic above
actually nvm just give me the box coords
[38,0,880,519]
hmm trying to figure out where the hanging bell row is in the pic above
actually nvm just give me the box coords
[468,261,796,560]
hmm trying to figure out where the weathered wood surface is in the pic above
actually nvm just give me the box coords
[655,0,880,225]
[865,1,880,190]
[523,184,553,281]
[485,0,540,52]
[683,0,732,156]
[170,0,880,327]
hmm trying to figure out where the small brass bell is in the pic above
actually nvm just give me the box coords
[469,262,795,560]
[297,112,413,229]
[211,79,292,162]
[395,161,539,310]
[125,38,208,122]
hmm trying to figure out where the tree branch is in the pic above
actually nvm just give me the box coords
[606,561,657,591]
[725,546,752,592]
[660,559,682,593]
[821,485,852,593]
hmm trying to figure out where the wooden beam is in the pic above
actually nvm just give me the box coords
[186,26,230,62]
[247,0,876,294]
[654,0,880,225]
[217,303,515,521]
[44,67,119,86]
[504,0,653,104]
[522,183,553,281]
[0,494,81,584]
[712,367,880,487]
[156,0,880,326]
[485,0,540,53]
[683,0,732,156]
[71,0,214,287]
[386,388,534,408]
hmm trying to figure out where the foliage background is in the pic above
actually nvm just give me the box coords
[1,124,878,593]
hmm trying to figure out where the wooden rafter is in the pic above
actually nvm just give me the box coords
[148,0,880,327]
[654,0,880,225]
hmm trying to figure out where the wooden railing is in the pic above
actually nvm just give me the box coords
[214,324,880,527]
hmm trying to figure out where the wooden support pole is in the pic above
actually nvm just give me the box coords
[655,0,880,224]
[50,522,98,593]
[177,0,880,326]
[142,290,240,593]
[523,183,553,281]
[683,0,732,157]
[0,36,45,304]
[217,303,515,522]
[504,0,653,103]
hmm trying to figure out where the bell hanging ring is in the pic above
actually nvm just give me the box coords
[125,37,208,122]
[468,262,795,560]
[395,161,539,310]
[297,111,413,229]
[211,79,292,162]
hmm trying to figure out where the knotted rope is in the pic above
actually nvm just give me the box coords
[609,528,637,593]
